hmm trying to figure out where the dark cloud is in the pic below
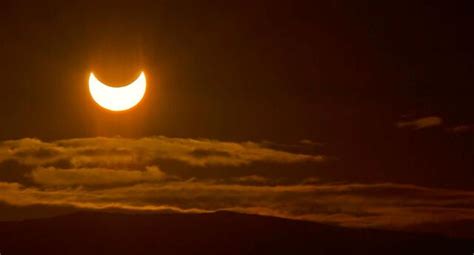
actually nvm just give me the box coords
[397,116,443,130]
[13,147,61,159]
[189,149,233,159]
[0,159,33,185]
[231,175,269,184]
[447,124,474,134]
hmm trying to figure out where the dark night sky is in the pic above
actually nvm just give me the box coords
[0,0,473,232]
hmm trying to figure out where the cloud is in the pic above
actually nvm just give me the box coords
[230,175,269,184]
[0,177,474,234]
[0,136,324,168]
[1,136,473,237]
[447,124,474,134]
[397,116,443,130]
[31,166,166,187]
[299,139,321,146]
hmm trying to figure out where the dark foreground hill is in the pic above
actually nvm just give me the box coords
[0,211,471,255]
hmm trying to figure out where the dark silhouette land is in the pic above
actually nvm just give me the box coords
[0,211,471,255]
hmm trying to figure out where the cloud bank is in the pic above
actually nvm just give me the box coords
[0,136,473,237]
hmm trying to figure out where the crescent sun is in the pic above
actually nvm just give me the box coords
[88,72,146,111]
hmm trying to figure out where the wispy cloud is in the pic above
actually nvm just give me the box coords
[0,137,324,168]
[397,116,443,130]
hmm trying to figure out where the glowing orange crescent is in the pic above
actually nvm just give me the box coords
[88,72,146,111]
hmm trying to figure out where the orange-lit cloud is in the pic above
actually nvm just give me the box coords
[0,137,324,168]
